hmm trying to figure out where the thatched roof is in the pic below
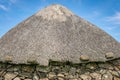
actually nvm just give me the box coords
[0,4,120,66]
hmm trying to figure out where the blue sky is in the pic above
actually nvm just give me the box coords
[0,0,120,42]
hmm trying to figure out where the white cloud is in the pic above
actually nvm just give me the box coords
[0,4,8,11]
[106,12,120,24]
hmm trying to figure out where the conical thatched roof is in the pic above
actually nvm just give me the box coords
[0,4,120,66]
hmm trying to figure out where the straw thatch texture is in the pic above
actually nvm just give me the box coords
[0,4,120,66]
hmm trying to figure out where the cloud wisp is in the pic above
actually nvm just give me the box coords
[9,0,17,4]
[0,0,18,11]
[0,4,8,11]
[106,12,120,24]
[115,33,120,36]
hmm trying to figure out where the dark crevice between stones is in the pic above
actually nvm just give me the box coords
[49,60,83,68]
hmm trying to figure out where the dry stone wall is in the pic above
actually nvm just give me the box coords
[0,59,120,80]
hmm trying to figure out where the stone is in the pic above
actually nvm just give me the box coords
[114,66,120,71]
[98,63,113,70]
[6,66,14,72]
[4,55,13,62]
[69,78,80,80]
[105,52,114,59]
[52,67,61,75]
[13,77,21,80]
[117,65,120,69]
[33,75,39,80]
[14,66,21,72]
[4,73,17,80]
[62,72,68,76]
[38,71,47,78]
[113,77,120,80]
[0,70,7,77]
[90,72,101,80]
[109,70,119,77]
[80,74,91,80]
[7,66,20,72]
[86,63,97,70]
[66,75,74,79]
[19,72,32,78]
[114,65,120,71]
[76,69,81,74]
[110,59,120,65]
[62,65,71,72]
[69,67,76,75]
[33,74,39,80]
[37,66,49,73]
[24,79,32,80]
[117,71,120,76]
[84,72,90,75]
[58,77,64,80]
[80,55,89,61]
[48,72,56,79]
[1,61,120,80]
[19,76,26,80]
[74,74,79,78]
[22,65,34,73]
[102,72,113,80]
[39,78,49,80]
[0,77,4,80]
[99,69,107,74]
[57,73,64,77]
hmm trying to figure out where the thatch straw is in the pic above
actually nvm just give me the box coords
[0,4,120,66]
